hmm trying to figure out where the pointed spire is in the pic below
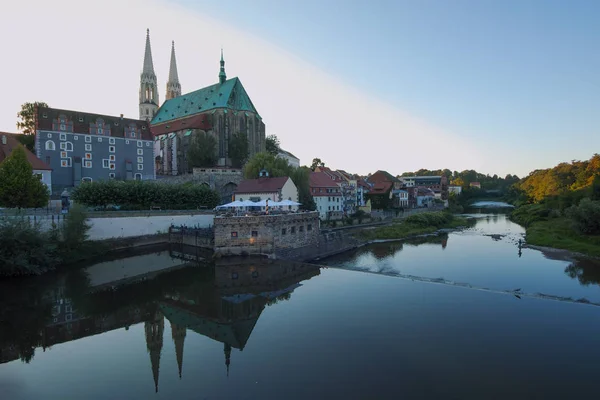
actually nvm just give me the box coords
[143,28,155,74]
[224,343,231,377]
[219,48,227,84]
[145,312,164,393]
[171,323,186,379]
[168,41,180,84]
[166,40,182,100]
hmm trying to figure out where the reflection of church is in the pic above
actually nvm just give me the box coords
[143,259,320,392]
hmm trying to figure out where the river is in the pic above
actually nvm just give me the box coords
[1,204,600,399]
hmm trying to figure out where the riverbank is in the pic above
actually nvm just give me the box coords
[356,212,472,241]
[509,203,600,258]
[522,218,600,258]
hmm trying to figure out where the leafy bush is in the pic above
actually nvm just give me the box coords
[71,180,220,210]
[0,206,94,277]
[510,204,552,227]
[0,217,58,276]
[565,198,600,235]
[405,211,454,228]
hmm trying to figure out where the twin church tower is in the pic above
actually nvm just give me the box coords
[139,29,194,121]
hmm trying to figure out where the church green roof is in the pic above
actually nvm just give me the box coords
[150,77,259,126]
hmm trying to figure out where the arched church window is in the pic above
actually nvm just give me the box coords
[45,141,55,151]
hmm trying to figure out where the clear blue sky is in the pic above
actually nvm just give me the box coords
[175,0,600,176]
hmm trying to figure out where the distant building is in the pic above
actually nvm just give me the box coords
[234,173,298,210]
[470,182,481,189]
[0,132,52,192]
[277,148,300,168]
[392,189,409,208]
[416,187,436,207]
[310,172,343,220]
[35,107,154,196]
[400,176,448,200]
[449,185,462,195]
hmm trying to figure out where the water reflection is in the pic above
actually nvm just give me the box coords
[0,256,320,394]
[323,213,600,303]
[566,258,600,287]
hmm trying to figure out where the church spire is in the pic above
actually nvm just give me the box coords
[143,29,155,74]
[224,343,231,377]
[219,48,227,84]
[166,40,181,100]
[171,323,186,379]
[139,28,159,120]
[145,311,164,393]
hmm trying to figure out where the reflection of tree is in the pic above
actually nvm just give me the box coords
[0,279,51,363]
[565,259,600,286]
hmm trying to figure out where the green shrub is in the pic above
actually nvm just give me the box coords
[405,211,454,228]
[71,180,220,210]
[565,198,600,235]
[510,204,552,227]
[60,204,91,255]
[0,217,58,276]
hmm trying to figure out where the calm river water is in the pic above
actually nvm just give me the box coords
[2,205,600,399]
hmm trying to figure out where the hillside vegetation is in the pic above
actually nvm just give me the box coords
[507,154,600,257]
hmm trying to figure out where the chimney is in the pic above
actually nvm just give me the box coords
[1,135,6,145]
[120,114,124,119]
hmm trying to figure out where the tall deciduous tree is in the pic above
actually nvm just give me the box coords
[16,101,48,152]
[310,158,325,171]
[187,132,217,168]
[228,132,249,168]
[244,152,316,210]
[0,147,49,209]
[265,134,280,156]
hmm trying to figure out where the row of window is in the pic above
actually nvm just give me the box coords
[319,205,341,211]
[58,155,143,171]
[230,224,313,239]
[77,174,143,182]
[44,114,146,132]
[47,132,149,146]
[46,141,147,156]
[282,224,312,235]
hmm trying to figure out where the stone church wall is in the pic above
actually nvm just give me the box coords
[157,168,243,204]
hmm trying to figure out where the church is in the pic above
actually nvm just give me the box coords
[139,29,266,175]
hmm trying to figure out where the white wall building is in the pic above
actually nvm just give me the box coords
[277,148,300,168]
[234,175,299,211]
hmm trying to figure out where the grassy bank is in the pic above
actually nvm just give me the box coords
[358,212,471,241]
[521,217,600,257]
[510,203,600,258]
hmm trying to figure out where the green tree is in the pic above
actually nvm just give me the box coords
[0,147,49,209]
[228,132,249,168]
[244,152,315,210]
[187,132,217,168]
[244,152,293,179]
[310,158,325,171]
[16,101,48,152]
[291,166,316,211]
[265,134,280,156]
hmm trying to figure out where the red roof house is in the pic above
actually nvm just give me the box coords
[234,176,298,203]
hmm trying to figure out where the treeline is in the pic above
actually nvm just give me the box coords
[511,154,600,204]
[508,154,600,250]
[399,168,520,191]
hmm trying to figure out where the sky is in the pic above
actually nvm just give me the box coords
[1,0,599,177]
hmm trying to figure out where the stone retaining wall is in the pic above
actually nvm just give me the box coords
[214,212,320,257]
